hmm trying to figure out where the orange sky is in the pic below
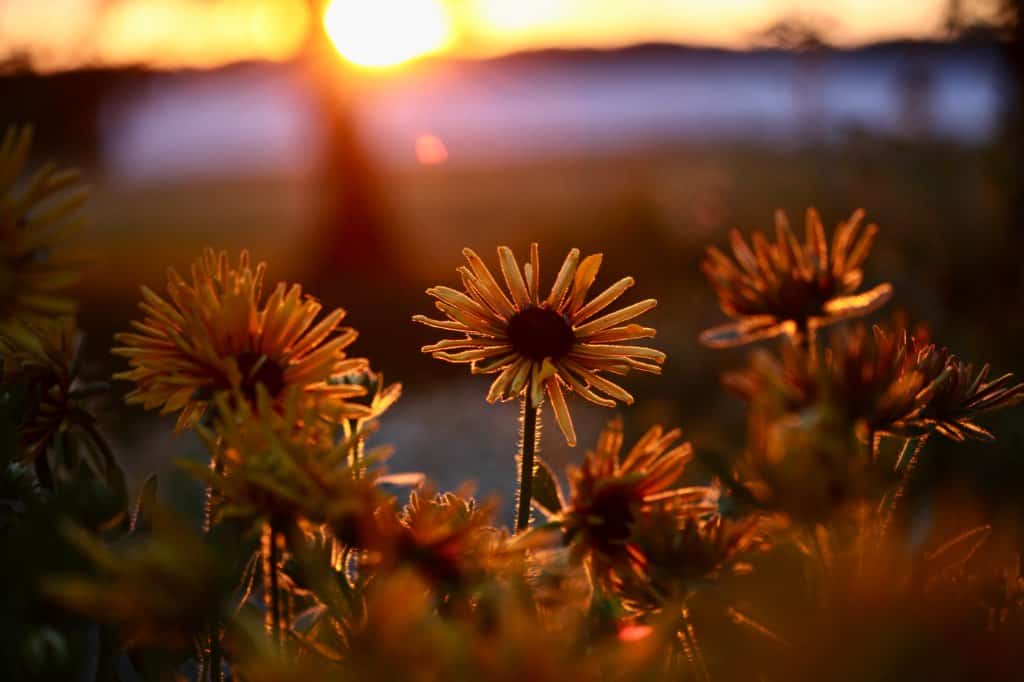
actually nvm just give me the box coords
[0,0,1003,72]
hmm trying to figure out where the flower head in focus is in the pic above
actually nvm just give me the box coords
[700,208,892,348]
[415,244,664,445]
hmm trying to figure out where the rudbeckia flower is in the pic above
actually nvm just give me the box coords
[415,244,664,445]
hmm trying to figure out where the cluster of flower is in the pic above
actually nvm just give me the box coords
[2,125,1023,681]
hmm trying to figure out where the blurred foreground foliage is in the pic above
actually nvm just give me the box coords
[3,123,1024,682]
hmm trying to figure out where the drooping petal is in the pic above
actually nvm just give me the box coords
[545,376,577,446]
[698,316,787,348]
[487,360,524,403]
[820,283,893,323]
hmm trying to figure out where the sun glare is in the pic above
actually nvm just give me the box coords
[415,133,449,165]
[323,0,452,69]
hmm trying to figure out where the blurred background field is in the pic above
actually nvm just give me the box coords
[2,0,1022,524]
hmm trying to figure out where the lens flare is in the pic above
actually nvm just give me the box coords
[415,134,449,165]
[323,0,452,69]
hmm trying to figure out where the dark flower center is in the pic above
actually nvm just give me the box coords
[773,278,837,320]
[588,485,637,544]
[506,306,575,361]
[235,351,286,402]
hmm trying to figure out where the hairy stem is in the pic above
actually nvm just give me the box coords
[516,396,541,533]
[199,450,224,675]
[349,418,365,477]
[262,520,284,649]
[343,418,368,584]
[203,454,223,533]
[202,452,225,679]
[880,435,929,540]
[678,607,711,682]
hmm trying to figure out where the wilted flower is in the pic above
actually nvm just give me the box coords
[748,401,873,523]
[329,368,402,478]
[114,249,369,429]
[612,507,760,612]
[331,368,402,422]
[415,244,664,445]
[525,546,593,622]
[727,325,1024,446]
[726,326,922,441]
[820,326,1023,442]
[700,208,892,348]
[367,489,503,604]
[561,417,715,586]
[189,388,392,536]
[897,348,1024,442]
[0,318,116,489]
[725,329,911,520]
[188,388,417,648]
[0,126,87,339]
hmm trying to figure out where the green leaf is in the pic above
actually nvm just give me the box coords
[531,455,565,517]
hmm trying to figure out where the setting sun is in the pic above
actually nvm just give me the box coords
[323,0,452,68]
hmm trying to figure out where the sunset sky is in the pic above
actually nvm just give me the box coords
[0,0,1003,72]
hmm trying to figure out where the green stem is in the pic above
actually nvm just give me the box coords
[516,396,540,533]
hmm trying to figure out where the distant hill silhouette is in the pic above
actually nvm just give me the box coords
[0,38,1009,167]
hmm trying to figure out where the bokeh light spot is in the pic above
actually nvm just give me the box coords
[415,134,449,165]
